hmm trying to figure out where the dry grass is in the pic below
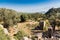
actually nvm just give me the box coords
[17,21,39,36]
[8,21,39,36]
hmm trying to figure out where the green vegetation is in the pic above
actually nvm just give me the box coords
[0,8,60,30]
[0,8,19,28]
[0,8,60,40]
[20,15,27,22]
[45,8,60,27]
[0,8,45,28]
[0,27,10,40]
[14,30,27,40]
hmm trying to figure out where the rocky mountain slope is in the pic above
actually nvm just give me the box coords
[45,8,60,18]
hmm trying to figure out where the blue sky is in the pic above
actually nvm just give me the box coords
[0,0,60,12]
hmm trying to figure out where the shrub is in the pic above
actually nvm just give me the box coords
[0,27,10,40]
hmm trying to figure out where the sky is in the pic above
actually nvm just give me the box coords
[0,0,60,13]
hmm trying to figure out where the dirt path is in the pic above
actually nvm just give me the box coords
[17,22,32,35]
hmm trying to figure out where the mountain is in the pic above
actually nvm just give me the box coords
[45,8,60,19]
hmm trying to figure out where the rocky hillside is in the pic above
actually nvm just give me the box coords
[45,8,60,19]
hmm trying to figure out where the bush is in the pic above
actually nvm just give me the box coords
[14,30,27,40]
[0,27,10,40]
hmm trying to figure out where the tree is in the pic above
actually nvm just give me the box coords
[0,8,20,28]
[20,15,26,22]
